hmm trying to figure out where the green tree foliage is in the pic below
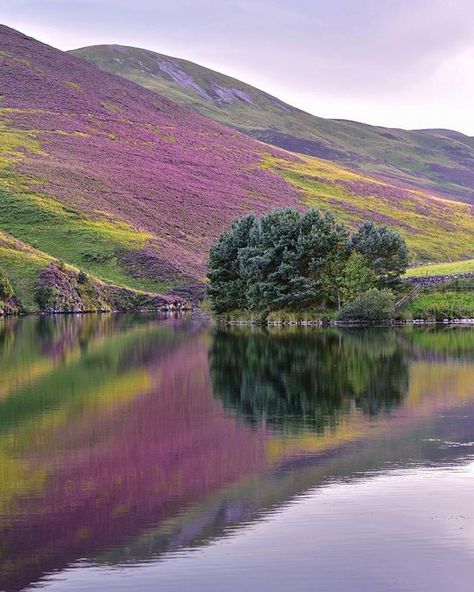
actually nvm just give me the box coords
[341,253,377,304]
[238,208,303,311]
[207,214,257,314]
[207,210,408,314]
[34,285,56,310]
[336,288,396,323]
[319,245,349,309]
[350,221,409,288]
[0,268,14,301]
[208,208,347,312]
[241,208,348,311]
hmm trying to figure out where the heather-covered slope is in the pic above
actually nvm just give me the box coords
[73,45,474,205]
[0,25,473,312]
[0,24,301,309]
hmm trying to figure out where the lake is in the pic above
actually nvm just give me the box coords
[0,314,473,592]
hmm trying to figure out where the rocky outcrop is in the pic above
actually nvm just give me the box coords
[35,264,89,312]
[32,263,190,314]
[0,296,24,316]
[103,283,189,312]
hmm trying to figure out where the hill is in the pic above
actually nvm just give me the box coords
[0,25,473,311]
[72,45,474,205]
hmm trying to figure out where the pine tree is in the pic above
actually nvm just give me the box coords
[350,222,408,288]
[207,214,256,314]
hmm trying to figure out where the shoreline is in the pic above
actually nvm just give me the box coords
[2,309,474,328]
[222,318,474,327]
[0,306,193,318]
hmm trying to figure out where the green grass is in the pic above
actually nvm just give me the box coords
[0,244,51,310]
[405,259,474,278]
[216,309,335,324]
[407,291,474,320]
[0,186,174,293]
[266,310,335,323]
[0,226,175,312]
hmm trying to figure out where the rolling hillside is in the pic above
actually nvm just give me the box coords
[0,25,473,311]
[72,45,474,205]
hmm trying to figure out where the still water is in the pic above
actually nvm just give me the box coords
[0,315,474,591]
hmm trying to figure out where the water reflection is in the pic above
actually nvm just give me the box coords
[0,317,473,591]
[210,328,409,431]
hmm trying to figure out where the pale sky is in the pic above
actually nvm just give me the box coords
[1,0,474,134]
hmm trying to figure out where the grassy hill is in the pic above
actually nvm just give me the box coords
[72,45,474,205]
[0,25,473,311]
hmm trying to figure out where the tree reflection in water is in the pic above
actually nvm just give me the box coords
[210,328,409,433]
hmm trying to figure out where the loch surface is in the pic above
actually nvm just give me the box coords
[0,315,473,591]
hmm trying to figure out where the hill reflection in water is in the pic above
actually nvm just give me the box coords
[0,316,473,591]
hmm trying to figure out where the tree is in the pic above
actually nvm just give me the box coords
[320,249,348,309]
[207,214,256,314]
[238,208,303,311]
[341,252,377,304]
[349,222,409,288]
[0,268,13,301]
[239,208,348,311]
[207,210,410,314]
[298,209,349,309]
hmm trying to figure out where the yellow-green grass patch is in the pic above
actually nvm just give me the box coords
[407,291,474,320]
[0,245,51,310]
[405,259,474,278]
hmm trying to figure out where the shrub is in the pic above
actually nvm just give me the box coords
[0,268,14,301]
[77,270,89,285]
[336,289,395,323]
[34,285,56,310]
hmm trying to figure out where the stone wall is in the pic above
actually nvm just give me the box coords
[404,272,474,288]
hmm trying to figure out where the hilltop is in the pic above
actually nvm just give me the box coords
[72,45,474,205]
[0,25,473,311]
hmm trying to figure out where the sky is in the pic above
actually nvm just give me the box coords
[1,0,474,134]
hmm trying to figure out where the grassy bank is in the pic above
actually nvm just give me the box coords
[406,291,474,321]
[216,286,474,325]
[217,309,336,325]
[405,259,474,278]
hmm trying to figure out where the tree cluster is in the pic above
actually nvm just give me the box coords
[207,209,408,314]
